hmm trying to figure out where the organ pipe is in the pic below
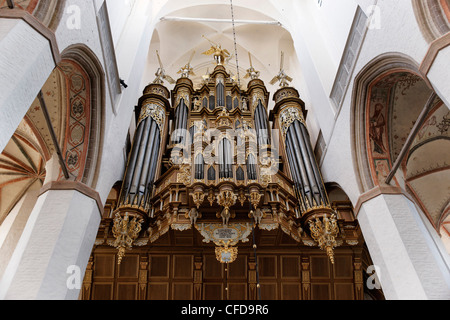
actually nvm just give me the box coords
[117,82,170,214]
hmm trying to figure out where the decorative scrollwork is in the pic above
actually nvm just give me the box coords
[309,214,340,264]
[215,246,239,264]
[138,103,165,133]
[279,106,306,138]
[111,213,143,265]
[217,190,237,209]
[250,191,262,209]
[177,163,192,186]
[192,192,205,209]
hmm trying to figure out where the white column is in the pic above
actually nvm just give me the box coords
[0,14,58,153]
[357,192,450,300]
[0,182,102,300]
[0,189,39,280]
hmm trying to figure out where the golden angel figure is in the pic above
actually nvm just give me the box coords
[202,35,231,65]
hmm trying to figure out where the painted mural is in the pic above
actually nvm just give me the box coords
[0,0,39,13]
[366,72,427,187]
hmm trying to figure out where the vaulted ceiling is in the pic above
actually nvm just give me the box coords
[143,2,299,112]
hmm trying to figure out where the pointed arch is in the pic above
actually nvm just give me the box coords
[351,52,450,238]
[351,53,422,193]
[412,0,450,43]
[60,44,106,189]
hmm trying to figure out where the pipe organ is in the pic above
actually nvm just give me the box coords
[109,45,362,267]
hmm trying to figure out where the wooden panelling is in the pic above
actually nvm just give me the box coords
[334,283,355,300]
[94,254,115,278]
[258,256,277,279]
[203,283,223,300]
[173,283,193,300]
[311,283,331,300]
[173,255,193,279]
[311,256,331,279]
[92,283,113,300]
[228,283,247,300]
[281,283,301,300]
[203,255,223,279]
[260,283,277,300]
[148,283,169,300]
[281,256,300,279]
[117,283,138,300]
[228,255,247,280]
[333,256,353,279]
[118,255,139,278]
[150,255,170,278]
[279,232,298,245]
[86,246,369,300]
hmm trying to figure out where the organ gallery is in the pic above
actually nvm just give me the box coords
[1,0,449,302]
[82,42,373,301]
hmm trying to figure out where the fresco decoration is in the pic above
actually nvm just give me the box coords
[0,122,46,224]
[26,69,66,161]
[367,82,391,186]
[404,101,450,228]
[0,0,39,13]
[366,72,429,187]
[412,102,450,152]
[58,59,91,182]
[388,75,432,161]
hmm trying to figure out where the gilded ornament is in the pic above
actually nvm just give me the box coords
[111,212,143,265]
[308,214,340,264]
[202,35,231,66]
[279,106,306,138]
[217,190,237,209]
[138,103,165,134]
[215,246,239,264]
[250,191,262,209]
[192,192,205,209]
[177,163,192,186]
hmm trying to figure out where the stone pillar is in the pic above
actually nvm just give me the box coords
[356,189,450,300]
[0,10,60,153]
[0,189,39,280]
[0,181,103,300]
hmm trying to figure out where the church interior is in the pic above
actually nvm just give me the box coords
[0,0,449,301]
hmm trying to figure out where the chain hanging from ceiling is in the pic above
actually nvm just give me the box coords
[230,0,241,88]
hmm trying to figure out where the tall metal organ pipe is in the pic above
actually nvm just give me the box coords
[271,87,332,222]
[117,83,170,214]
[171,77,194,163]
